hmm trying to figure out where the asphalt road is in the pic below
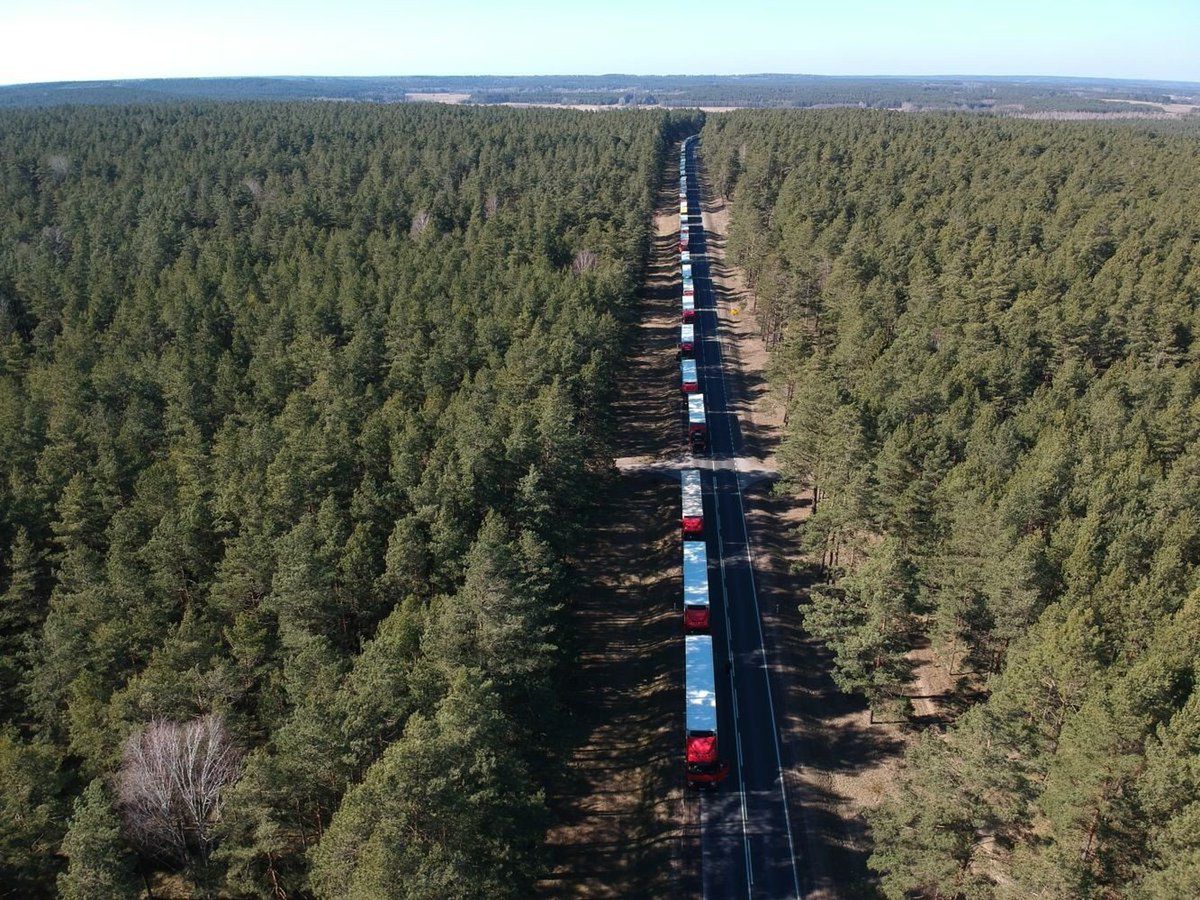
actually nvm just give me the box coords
[684,140,803,900]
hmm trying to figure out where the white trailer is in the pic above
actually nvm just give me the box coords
[681,468,704,536]
[683,541,710,631]
[688,393,707,451]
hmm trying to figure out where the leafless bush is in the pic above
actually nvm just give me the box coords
[41,225,68,262]
[571,250,598,275]
[117,714,243,868]
[242,176,278,207]
[242,176,264,201]
[410,210,432,237]
[44,154,69,182]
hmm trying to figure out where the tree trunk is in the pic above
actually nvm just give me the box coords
[1080,801,1104,867]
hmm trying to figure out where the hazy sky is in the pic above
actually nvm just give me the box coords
[3,0,1198,86]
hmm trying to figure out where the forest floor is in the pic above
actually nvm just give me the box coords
[537,148,695,899]
[697,162,910,898]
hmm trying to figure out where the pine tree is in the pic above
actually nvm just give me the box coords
[0,729,66,892]
[308,673,547,900]
[57,778,140,900]
[0,529,44,715]
[802,537,917,718]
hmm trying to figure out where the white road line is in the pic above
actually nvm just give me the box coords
[698,151,803,899]
[709,458,753,898]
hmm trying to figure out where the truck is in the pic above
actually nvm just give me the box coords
[683,540,710,631]
[681,321,700,355]
[685,634,729,786]
[681,357,698,393]
[680,323,695,356]
[681,468,704,536]
[682,291,695,322]
[688,393,707,452]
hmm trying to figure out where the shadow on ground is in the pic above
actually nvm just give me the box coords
[538,148,697,899]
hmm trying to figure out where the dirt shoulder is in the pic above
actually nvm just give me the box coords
[698,158,906,899]
[537,148,694,899]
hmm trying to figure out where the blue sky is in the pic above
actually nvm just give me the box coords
[3,0,1197,86]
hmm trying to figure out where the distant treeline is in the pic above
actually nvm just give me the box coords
[0,101,699,896]
[702,110,1200,897]
[1,73,1196,113]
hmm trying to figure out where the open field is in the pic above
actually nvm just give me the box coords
[403,91,470,103]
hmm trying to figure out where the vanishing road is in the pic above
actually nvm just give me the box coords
[684,139,804,899]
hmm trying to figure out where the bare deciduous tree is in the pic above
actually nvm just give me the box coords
[117,714,243,869]
[242,176,275,206]
[571,250,598,275]
[41,225,68,262]
[44,154,70,182]
[484,193,499,220]
[410,210,432,237]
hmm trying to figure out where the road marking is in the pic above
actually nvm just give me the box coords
[699,152,803,899]
[709,397,753,898]
[687,140,753,900]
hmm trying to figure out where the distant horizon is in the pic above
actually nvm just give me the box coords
[6,72,1200,91]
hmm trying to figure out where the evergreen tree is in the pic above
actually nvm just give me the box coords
[0,729,65,893]
[0,529,43,716]
[308,673,547,899]
[57,778,140,900]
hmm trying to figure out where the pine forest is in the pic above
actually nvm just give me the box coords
[0,102,693,897]
[703,109,1200,898]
